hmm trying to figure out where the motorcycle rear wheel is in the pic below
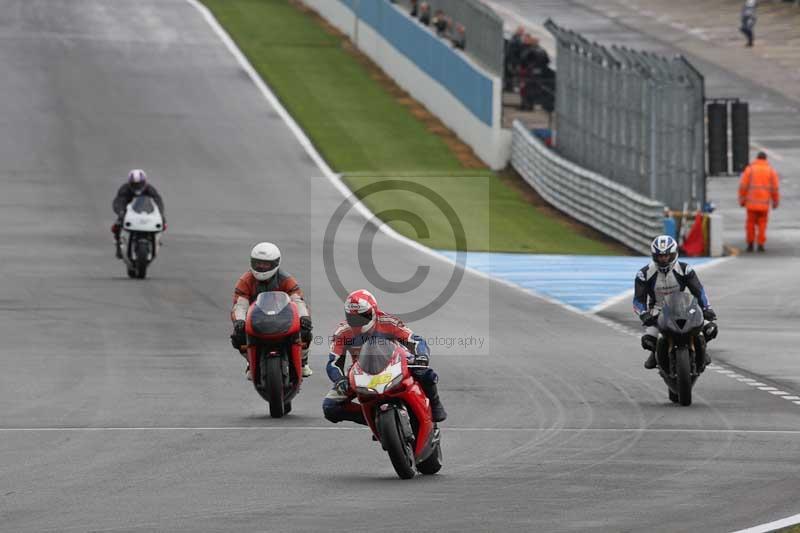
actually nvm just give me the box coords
[676,347,693,406]
[378,410,415,480]
[264,356,286,418]
[417,441,442,475]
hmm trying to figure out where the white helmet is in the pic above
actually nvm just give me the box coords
[250,242,281,281]
[128,169,148,195]
[651,235,679,274]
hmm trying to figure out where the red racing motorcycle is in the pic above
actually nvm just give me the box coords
[349,338,443,479]
[245,292,304,418]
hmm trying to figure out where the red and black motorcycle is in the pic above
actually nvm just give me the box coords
[245,292,304,418]
[349,338,443,479]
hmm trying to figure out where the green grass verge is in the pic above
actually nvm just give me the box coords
[200,0,620,254]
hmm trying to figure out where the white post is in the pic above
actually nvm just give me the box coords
[708,213,724,257]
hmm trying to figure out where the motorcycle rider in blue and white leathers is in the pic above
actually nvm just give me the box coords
[634,235,718,370]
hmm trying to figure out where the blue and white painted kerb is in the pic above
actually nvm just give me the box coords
[437,252,714,312]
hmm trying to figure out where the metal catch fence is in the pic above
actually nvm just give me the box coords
[394,0,505,76]
[545,20,705,210]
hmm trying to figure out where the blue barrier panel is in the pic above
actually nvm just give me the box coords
[339,0,493,126]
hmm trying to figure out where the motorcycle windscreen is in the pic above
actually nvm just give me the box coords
[662,292,702,331]
[249,292,295,336]
[130,196,155,214]
[358,337,402,375]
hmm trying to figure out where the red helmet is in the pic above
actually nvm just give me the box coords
[344,289,378,334]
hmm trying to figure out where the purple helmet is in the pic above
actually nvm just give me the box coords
[128,169,148,194]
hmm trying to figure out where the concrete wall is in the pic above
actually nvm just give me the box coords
[304,0,510,170]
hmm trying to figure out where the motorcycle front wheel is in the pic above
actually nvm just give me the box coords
[675,347,693,406]
[264,356,286,418]
[378,410,415,480]
[134,239,150,279]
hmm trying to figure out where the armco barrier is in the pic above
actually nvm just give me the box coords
[304,0,510,169]
[511,121,664,255]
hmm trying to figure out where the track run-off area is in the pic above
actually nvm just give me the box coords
[0,1,798,532]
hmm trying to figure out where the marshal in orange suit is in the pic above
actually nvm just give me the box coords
[739,152,780,252]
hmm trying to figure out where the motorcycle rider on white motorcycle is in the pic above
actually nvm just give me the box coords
[634,235,718,370]
[112,169,165,258]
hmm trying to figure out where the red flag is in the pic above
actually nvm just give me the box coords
[682,212,706,257]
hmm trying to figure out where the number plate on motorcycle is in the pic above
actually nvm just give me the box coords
[368,372,393,388]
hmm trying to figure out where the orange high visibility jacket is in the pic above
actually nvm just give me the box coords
[739,159,780,212]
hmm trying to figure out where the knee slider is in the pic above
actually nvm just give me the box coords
[411,367,438,385]
[641,334,657,352]
[703,322,718,342]
[322,398,343,423]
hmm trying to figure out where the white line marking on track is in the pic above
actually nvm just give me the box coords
[3,427,800,435]
[758,387,778,391]
[782,396,800,400]
[731,512,800,533]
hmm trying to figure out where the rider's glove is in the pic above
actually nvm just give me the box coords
[639,311,658,327]
[300,316,313,343]
[334,378,350,395]
[230,320,246,350]
[703,307,717,322]
[413,353,429,366]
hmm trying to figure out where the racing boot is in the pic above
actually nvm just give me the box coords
[421,381,447,422]
[112,222,123,259]
[301,354,312,377]
[695,335,711,371]
[641,334,658,369]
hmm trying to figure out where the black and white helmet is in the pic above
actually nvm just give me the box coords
[651,235,679,274]
[128,169,148,194]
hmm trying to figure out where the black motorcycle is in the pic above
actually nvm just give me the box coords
[654,292,717,406]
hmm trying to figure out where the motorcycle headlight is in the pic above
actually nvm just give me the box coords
[385,374,404,391]
[355,386,377,397]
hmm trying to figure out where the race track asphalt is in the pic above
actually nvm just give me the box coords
[0,2,797,532]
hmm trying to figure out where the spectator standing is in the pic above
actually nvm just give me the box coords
[432,9,449,37]
[740,0,757,47]
[519,35,552,111]
[739,152,780,252]
[451,23,466,50]
[505,27,526,91]
[419,2,431,26]
[410,0,418,18]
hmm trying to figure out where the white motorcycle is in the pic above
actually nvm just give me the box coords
[118,196,163,279]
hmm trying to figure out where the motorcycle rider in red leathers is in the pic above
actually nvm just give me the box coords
[322,289,447,424]
[230,242,313,379]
